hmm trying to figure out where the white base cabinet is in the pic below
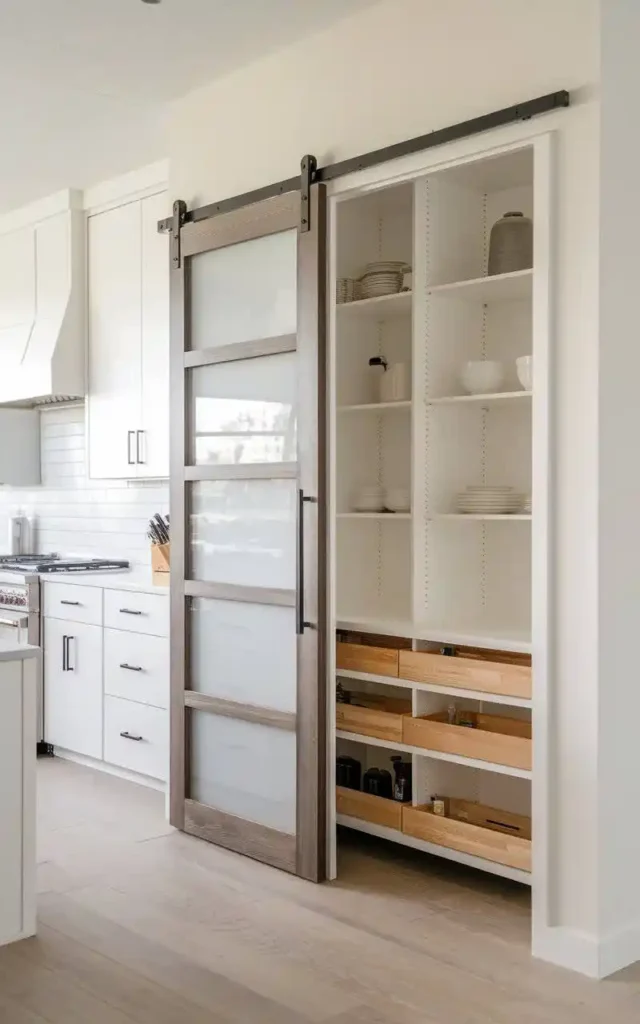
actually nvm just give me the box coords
[44,580,168,785]
[44,617,103,760]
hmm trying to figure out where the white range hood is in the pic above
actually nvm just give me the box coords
[0,190,85,406]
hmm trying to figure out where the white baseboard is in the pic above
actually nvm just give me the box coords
[533,922,640,978]
[52,748,166,794]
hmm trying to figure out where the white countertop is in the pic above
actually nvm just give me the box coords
[40,569,169,596]
[0,640,40,662]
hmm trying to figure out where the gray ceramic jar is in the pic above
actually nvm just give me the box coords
[487,211,533,275]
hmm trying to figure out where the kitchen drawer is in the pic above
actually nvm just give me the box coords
[104,629,169,709]
[44,582,103,626]
[336,642,399,678]
[104,588,168,637]
[402,803,531,872]
[336,786,402,830]
[398,650,531,700]
[402,711,532,770]
[104,695,168,780]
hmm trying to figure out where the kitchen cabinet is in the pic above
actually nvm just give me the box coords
[87,190,169,480]
[44,617,103,759]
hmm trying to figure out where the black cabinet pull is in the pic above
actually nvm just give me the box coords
[66,636,74,671]
[296,489,316,635]
[136,430,145,464]
[60,600,81,607]
[62,634,67,671]
[127,430,135,465]
[119,608,143,615]
[120,731,143,742]
[120,663,142,672]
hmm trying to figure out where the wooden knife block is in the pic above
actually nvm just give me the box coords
[150,542,170,573]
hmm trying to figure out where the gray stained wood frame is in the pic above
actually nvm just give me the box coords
[169,184,327,881]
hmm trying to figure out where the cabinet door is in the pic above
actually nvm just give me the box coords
[139,192,169,478]
[87,201,142,479]
[44,617,103,759]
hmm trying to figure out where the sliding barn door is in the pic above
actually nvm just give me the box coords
[169,187,327,880]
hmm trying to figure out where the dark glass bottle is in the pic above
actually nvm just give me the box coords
[390,756,412,802]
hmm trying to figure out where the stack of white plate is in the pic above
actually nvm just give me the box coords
[359,261,408,299]
[456,486,522,515]
[352,484,385,512]
[521,493,532,514]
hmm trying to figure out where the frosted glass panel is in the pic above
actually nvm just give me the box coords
[190,353,296,465]
[190,479,295,589]
[191,712,296,833]
[190,598,296,711]
[190,229,297,350]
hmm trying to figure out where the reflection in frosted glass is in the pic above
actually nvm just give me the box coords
[190,599,296,711]
[190,229,297,350]
[190,479,295,589]
[191,354,296,465]
[191,713,296,833]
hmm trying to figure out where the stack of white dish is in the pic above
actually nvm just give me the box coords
[359,261,408,299]
[456,486,522,514]
[521,493,532,514]
[352,484,385,512]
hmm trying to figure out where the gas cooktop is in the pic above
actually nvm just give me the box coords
[0,555,130,574]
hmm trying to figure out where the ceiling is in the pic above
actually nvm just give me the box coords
[0,0,377,213]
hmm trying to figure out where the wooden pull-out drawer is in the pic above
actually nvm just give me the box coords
[336,786,402,830]
[44,582,103,626]
[336,693,411,742]
[402,803,531,871]
[403,711,531,770]
[399,650,531,699]
[337,642,399,678]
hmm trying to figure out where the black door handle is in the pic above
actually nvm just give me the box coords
[62,634,67,671]
[66,636,74,671]
[119,608,143,616]
[136,430,145,464]
[120,731,144,742]
[127,431,136,465]
[296,489,316,635]
[60,600,81,607]
[120,663,143,672]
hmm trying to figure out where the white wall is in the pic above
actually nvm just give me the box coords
[0,406,168,567]
[168,0,607,974]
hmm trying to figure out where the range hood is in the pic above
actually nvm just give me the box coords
[0,190,85,407]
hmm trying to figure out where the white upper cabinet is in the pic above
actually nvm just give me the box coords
[87,190,169,479]
[0,226,35,367]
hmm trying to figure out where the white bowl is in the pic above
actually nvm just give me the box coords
[384,488,410,512]
[516,355,532,391]
[460,361,505,395]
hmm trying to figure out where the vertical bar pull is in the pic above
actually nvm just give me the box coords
[136,430,145,464]
[62,634,67,672]
[127,431,136,465]
[296,489,316,634]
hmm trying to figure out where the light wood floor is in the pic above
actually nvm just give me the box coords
[0,759,638,1022]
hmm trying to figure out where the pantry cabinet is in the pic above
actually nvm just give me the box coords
[87,190,169,479]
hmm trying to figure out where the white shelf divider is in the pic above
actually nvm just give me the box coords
[336,729,532,780]
[336,814,531,885]
[338,400,412,413]
[427,391,531,406]
[336,290,412,319]
[436,514,532,522]
[428,268,532,302]
[336,616,532,654]
[338,512,412,520]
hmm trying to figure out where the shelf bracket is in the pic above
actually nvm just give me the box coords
[171,199,187,269]
[300,155,317,233]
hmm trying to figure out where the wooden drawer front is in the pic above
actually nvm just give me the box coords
[399,650,531,699]
[104,589,168,637]
[402,804,531,872]
[336,694,409,742]
[44,583,103,626]
[336,786,402,830]
[104,629,169,709]
[104,696,168,780]
[337,642,399,678]
[402,713,532,770]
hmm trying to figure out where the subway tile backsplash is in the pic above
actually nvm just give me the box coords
[0,406,168,565]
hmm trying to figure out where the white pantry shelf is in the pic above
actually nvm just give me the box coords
[428,268,532,302]
[437,514,532,522]
[338,400,412,413]
[336,729,532,780]
[336,616,532,654]
[338,512,412,520]
[336,290,412,319]
[427,391,531,407]
[336,814,531,885]
[336,667,532,709]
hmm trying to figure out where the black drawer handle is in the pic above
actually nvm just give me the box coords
[60,600,81,607]
[120,731,144,742]
[119,608,143,615]
[120,663,143,672]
